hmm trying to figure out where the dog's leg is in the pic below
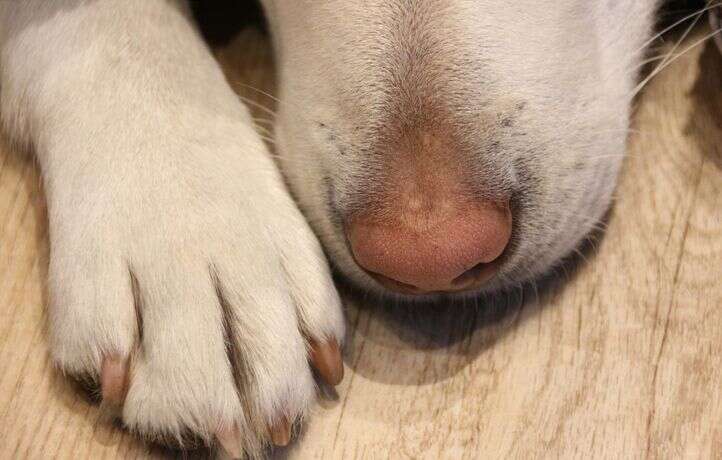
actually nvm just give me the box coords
[0,0,344,455]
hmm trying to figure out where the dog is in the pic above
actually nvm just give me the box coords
[0,0,684,456]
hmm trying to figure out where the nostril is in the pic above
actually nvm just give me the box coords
[367,259,502,294]
[366,271,426,295]
[451,261,500,289]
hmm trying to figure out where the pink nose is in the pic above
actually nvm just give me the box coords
[346,200,512,294]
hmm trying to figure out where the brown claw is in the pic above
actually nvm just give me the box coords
[101,356,129,406]
[309,338,344,386]
[217,425,243,459]
[269,417,291,447]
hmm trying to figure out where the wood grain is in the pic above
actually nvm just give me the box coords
[0,25,720,460]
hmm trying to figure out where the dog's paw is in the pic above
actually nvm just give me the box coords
[45,124,345,457]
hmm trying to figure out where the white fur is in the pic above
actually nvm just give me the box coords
[0,0,659,456]
[0,0,343,454]
[264,0,659,296]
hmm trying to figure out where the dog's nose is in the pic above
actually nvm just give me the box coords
[346,200,511,294]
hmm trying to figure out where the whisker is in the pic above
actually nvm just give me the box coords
[236,83,285,106]
[252,117,275,126]
[581,153,634,161]
[251,121,274,136]
[634,3,718,55]
[653,7,704,71]
[631,26,721,99]
[233,81,362,148]
[236,94,278,119]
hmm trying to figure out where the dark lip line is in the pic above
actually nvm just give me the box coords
[330,260,506,305]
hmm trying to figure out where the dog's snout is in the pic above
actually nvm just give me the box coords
[346,198,511,295]
[343,130,512,295]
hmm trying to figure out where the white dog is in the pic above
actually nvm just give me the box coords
[0,0,662,456]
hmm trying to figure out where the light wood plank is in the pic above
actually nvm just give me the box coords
[0,25,720,460]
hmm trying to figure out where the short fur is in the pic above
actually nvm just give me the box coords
[0,0,659,456]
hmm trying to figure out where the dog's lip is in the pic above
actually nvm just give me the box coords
[356,260,502,297]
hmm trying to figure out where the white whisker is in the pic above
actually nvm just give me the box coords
[236,94,278,119]
[252,117,275,126]
[631,26,721,99]
[634,3,718,55]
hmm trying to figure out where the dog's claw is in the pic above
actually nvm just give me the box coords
[269,416,291,447]
[101,356,129,406]
[309,338,344,386]
[217,425,243,459]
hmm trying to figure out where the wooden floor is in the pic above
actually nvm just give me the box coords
[1,26,720,460]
